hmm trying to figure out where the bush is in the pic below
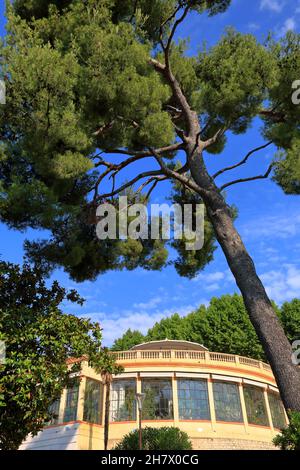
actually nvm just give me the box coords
[114,426,193,450]
[273,412,300,450]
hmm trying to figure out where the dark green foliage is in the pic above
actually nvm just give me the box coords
[189,295,266,359]
[273,412,300,450]
[114,426,193,450]
[264,33,300,194]
[195,29,278,135]
[170,182,217,278]
[111,329,145,351]
[0,261,120,450]
[112,294,299,361]
[279,299,300,343]
[13,1,74,20]
[146,313,190,342]
[273,142,300,195]
[0,0,299,279]
[145,295,265,359]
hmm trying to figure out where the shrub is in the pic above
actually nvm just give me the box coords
[114,426,193,450]
[273,411,300,450]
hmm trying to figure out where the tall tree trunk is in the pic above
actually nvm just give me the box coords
[104,382,110,450]
[188,145,300,412]
[151,56,300,412]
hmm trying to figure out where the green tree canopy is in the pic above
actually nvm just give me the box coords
[0,1,298,280]
[0,261,120,450]
[111,329,145,351]
[1,0,300,410]
[273,411,300,451]
[146,312,191,342]
[279,299,300,343]
[112,294,300,362]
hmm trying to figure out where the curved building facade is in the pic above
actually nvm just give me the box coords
[20,340,287,450]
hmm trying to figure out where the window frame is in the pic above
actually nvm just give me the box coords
[213,380,243,423]
[177,378,211,421]
[268,391,286,430]
[63,380,79,423]
[46,398,61,426]
[83,378,103,425]
[243,384,269,427]
[141,378,174,420]
[110,378,137,423]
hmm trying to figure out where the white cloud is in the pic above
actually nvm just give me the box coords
[192,271,224,292]
[248,23,261,31]
[260,0,285,12]
[86,302,201,346]
[193,270,235,292]
[242,212,300,240]
[279,17,296,35]
[193,271,225,283]
[133,296,163,310]
[260,264,300,303]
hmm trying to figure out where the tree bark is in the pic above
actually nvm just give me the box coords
[188,144,300,412]
[104,382,110,450]
[151,57,300,412]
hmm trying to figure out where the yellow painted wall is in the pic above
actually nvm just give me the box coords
[21,351,285,450]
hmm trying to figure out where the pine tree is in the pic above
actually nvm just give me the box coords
[1,1,300,410]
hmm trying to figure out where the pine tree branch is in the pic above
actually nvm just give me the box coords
[136,175,167,198]
[149,146,205,195]
[220,163,274,191]
[213,141,273,179]
[92,142,185,200]
[97,170,164,200]
[150,58,198,135]
[164,5,190,68]
[100,142,184,158]
[203,126,227,149]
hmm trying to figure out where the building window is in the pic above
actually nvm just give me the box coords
[177,379,210,420]
[46,398,60,425]
[142,379,173,420]
[83,378,102,424]
[110,379,136,422]
[63,380,79,422]
[213,381,243,423]
[268,392,286,429]
[243,385,269,426]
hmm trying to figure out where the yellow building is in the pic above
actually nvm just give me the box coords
[20,340,287,450]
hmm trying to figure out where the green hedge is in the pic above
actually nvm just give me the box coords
[114,426,193,450]
[273,412,300,450]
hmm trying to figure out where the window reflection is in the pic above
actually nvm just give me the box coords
[47,398,60,425]
[268,392,286,429]
[63,380,79,422]
[83,378,102,424]
[178,379,210,420]
[213,381,243,423]
[110,380,136,422]
[244,385,269,426]
[142,379,173,420]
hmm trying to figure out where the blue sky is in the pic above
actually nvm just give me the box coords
[0,0,300,346]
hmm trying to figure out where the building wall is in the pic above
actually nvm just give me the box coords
[20,351,286,451]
